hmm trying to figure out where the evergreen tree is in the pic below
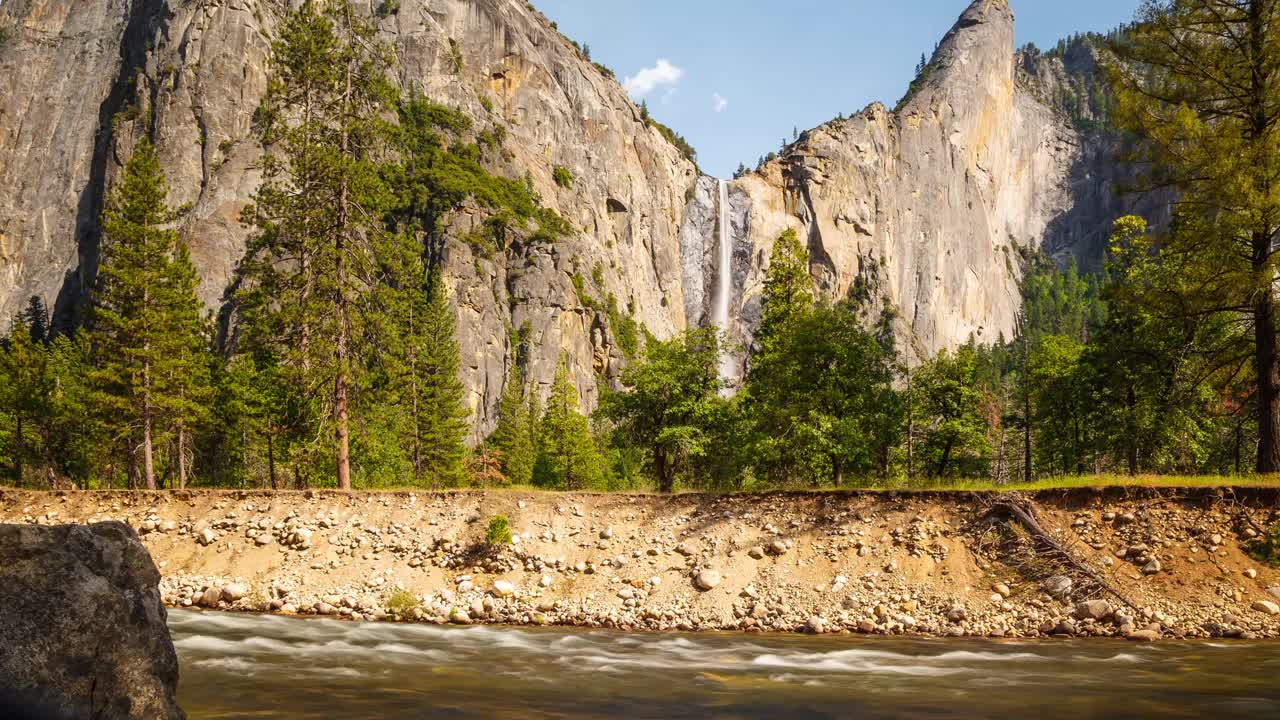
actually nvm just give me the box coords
[395,268,468,487]
[753,228,814,358]
[534,360,604,490]
[488,363,536,485]
[89,139,209,490]
[1110,0,1280,472]
[239,0,397,489]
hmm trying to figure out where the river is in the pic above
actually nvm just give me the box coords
[171,609,1280,719]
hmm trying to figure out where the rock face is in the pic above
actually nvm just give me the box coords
[687,0,1165,364]
[0,0,695,438]
[0,522,184,720]
[0,0,1165,427]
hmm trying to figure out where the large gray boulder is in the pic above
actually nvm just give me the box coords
[0,522,184,719]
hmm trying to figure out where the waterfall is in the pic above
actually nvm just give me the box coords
[711,179,736,386]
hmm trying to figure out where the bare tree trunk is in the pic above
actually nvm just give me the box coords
[177,423,188,490]
[333,46,354,492]
[143,362,156,491]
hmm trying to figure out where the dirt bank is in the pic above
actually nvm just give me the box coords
[3,488,1279,640]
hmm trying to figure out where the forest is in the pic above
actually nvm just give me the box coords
[0,0,1276,492]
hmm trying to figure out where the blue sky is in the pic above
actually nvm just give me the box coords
[534,0,1143,178]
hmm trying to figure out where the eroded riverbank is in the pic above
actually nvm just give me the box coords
[3,488,1280,641]
[171,609,1280,719]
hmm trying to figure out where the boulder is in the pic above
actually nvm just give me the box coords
[221,583,249,602]
[1074,600,1113,621]
[0,522,184,719]
[1251,600,1280,616]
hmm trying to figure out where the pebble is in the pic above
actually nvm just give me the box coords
[491,580,515,597]
[694,569,722,591]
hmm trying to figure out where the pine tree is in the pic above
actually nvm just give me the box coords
[1110,0,1280,472]
[0,320,47,486]
[754,228,814,356]
[397,268,468,487]
[489,363,536,485]
[534,360,604,490]
[238,0,396,489]
[89,139,209,490]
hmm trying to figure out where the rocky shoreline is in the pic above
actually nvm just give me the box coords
[4,488,1280,642]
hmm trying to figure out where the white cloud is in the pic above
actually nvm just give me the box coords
[623,59,685,99]
[712,93,729,113]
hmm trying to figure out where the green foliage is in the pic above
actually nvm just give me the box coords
[552,164,574,189]
[1247,524,1280,568]
[911,346,991,478]
[487,364,537,485]
[604,327,728,492]
[385,589,419,614]
[375,0,399,18]
[89,138,212,490]
[605,294,640,359]
[534,360,605,490]
[744,303,905,486]
[755,229,814,357]
[485,514,512,546]
[1110,0,1280,473]
[389,95,570,259]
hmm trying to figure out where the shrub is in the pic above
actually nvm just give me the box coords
[386,589,419,615]
[485,515,512,546]
[1247,525,1280,567]
[553,165,574,189]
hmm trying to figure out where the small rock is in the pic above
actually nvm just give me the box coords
[221,583,249,602]
[1243,568,1258,579]
[747,546,765,560]
[1126,629,1160,642]
[491,580,515,598]
[198,587,221,608]
[1042,576,1073,600]
[694,569,722,591]
[768,540,788,556]
[1142,559,1162,575]
[805,616,826,634]
[197,528,216,546]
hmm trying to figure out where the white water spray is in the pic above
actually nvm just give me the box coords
[711,179,736,386]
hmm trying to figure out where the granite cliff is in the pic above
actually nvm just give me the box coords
[0,0,1162,429]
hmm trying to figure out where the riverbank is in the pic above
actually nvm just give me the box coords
[3,488,1279,640]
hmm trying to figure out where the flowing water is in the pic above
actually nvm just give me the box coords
[172,609,1280,719]
[711,178,736,387]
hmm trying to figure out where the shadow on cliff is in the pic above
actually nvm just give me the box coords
[52,0,169,332]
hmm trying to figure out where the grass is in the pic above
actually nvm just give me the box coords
[8,475,1280,496]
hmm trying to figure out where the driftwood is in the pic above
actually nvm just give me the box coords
[984,497,1137,611]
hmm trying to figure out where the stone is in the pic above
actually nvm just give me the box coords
[1251,600,1280,616]
[768,540,788,556]
[0,522,184,719]
[198,587,222,608]
[1142,559,1162,575]
[197,528,216,546]
[600,527,614,539]
[675,542,697,556]
[255,534,272,546]
[1126,629,1160,642]
[694,569,722,591]
[947,606,967,623]
[491,580,515,597]
[1243,568,1258,579]
[315,602,337,616]
[1042,575,1073,600]
[616,587,636,601]
[1074,600,1113,621]
[805,616,826,634]
[1267,586,1280,600]
[221,583,249,602]
[747,546,765,560]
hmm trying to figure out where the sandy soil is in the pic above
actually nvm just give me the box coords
[3,487,1279,640]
